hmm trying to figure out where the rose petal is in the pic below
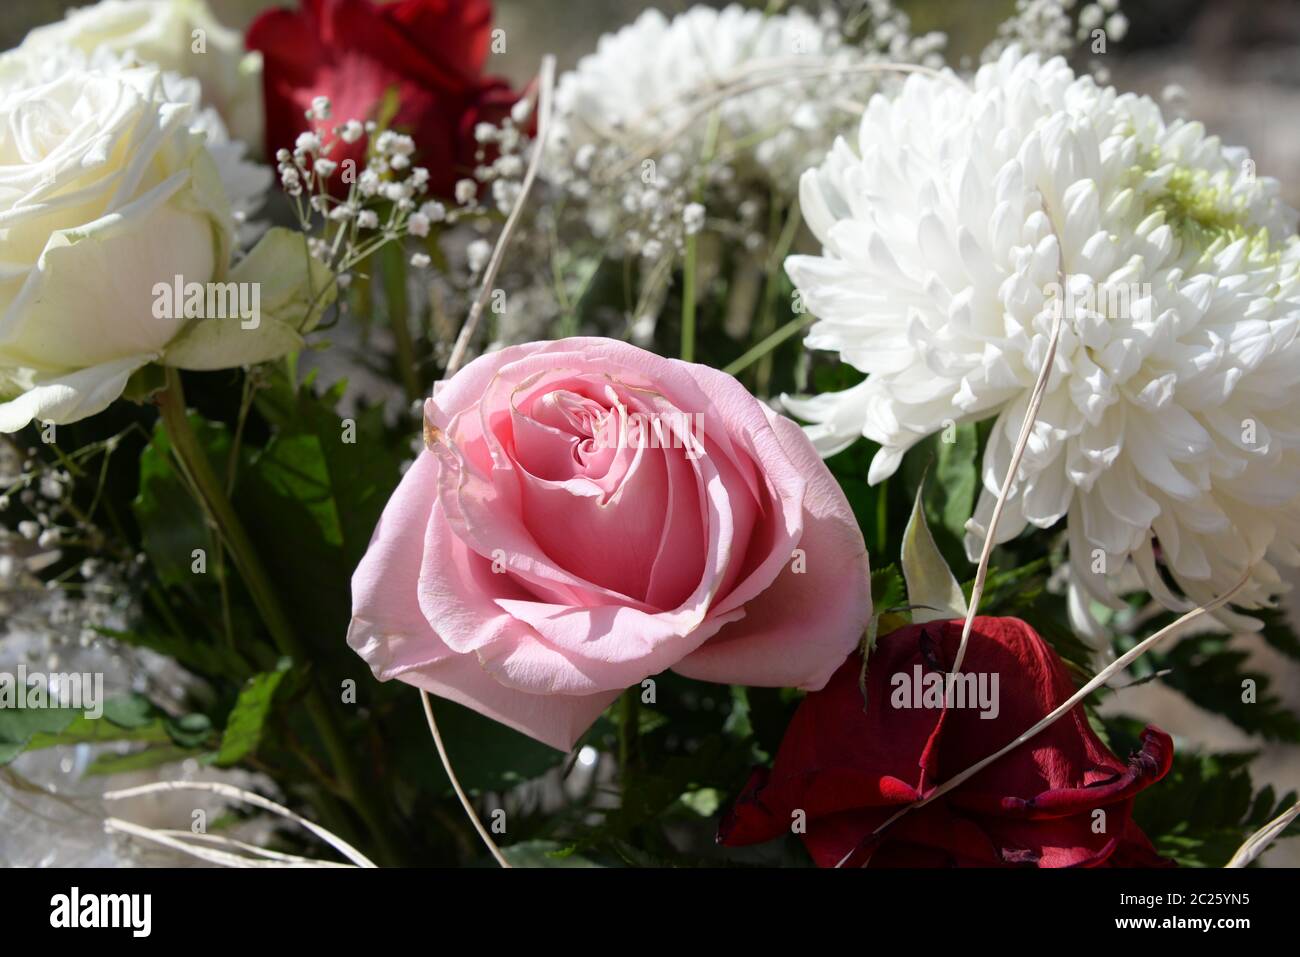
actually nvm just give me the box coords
[674,411,870,689]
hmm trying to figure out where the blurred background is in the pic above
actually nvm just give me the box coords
[2,0,1298,865]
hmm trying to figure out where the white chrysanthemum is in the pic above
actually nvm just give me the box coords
[549,5,852,190]
[544,4,945,257]
[785,47,1300,629]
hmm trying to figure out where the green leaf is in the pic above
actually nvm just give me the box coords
[133,415,227,592]
[1257,607,1300,662]
[102,695,155,728]
[965,559,1050,612]
[0,695,173,765]
[237,370,408,658]
[1148,631,1300,742]
[871,564,906,612]
[500,840,603,868]
[86,745,203,777]
[165,713,216,749]
[901,481,967,623]
[1107,716,1300,866]
[928,422,979,544]
[215,663,290,766]
[393,695,568,797]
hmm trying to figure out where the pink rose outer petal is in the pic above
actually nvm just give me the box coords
[673,412,871,690]
[348,451,619,751]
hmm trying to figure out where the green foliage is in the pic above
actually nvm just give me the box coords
[870,564,906,612]
[133,413,225,592]
[216,662,291,766]
[928,422,979,547]
[0,694,211,766]
[1134,627,1300,743]
[1105,716,1300,867]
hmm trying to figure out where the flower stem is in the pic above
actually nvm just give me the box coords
[618,686,641,776]
[680,110,720,364]
[722,312,814,377]
[156,367,402,866]
[378,243,421,403]
[680,237,698,363]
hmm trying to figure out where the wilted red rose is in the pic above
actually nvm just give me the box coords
[719,617,1174,867]
[247,0,520,196]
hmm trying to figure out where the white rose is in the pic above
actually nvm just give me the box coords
[19,0,263,150]
[0,52,329,433]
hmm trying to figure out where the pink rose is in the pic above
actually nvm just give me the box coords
[348,338,871,749]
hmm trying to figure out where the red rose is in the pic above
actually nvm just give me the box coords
[247,0,519,196]
[719,617,1174,867]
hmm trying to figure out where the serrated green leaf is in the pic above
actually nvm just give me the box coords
[870,564,906,612]
[1257,607,1300,661]
[1152,632,1300,742]
[215,664,289,766]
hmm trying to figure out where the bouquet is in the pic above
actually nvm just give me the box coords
[1,0,1297,872]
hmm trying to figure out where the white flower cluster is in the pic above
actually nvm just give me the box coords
[785,47,1300,631]
[543,3,944,259]
[275,102,456,276]
[471,97,538,216]
[0,435,137,647]
[279,96,540,287]
[985,0,1128,64]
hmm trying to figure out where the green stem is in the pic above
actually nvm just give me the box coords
[680,110,722,364]
[753,200,803,395]
[378,243,421,403]
[617,687,640,778]
[157,368,402,866]
[723,312,814,377]
[680,236,698,363]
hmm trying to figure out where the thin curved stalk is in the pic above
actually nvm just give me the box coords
[104,780,377,867]
[1226,799,1300,868]
[419,690,511,868]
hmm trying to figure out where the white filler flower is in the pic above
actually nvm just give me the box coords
[786,47,1300,627]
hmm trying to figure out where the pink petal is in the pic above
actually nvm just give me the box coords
[673,411,871,689]
[403,653,620,752]
[348,452,455,679]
